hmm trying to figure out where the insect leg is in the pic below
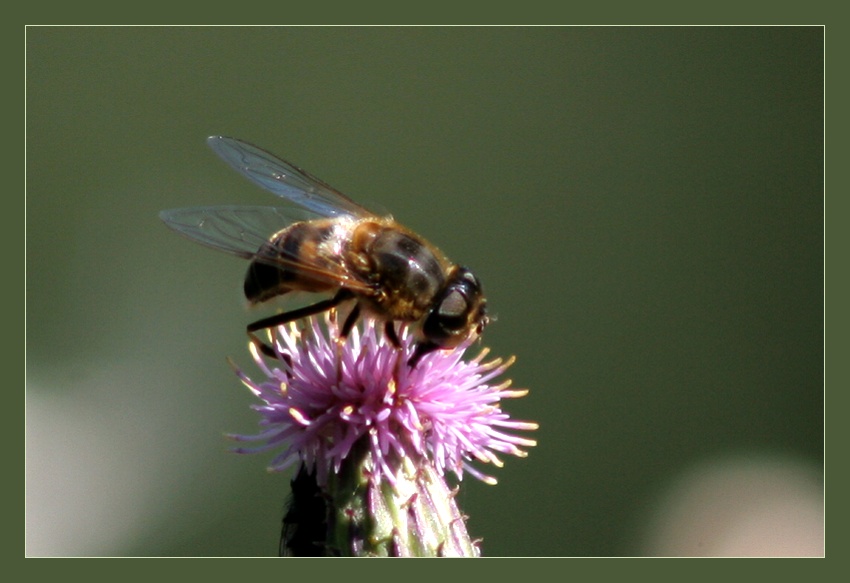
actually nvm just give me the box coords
[339,303,362,340]
[408,341,438,368]
[247,289,354,358]
[247,289,354,333]
[384,321,401,348]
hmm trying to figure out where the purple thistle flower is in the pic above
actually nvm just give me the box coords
[228,311,538,556]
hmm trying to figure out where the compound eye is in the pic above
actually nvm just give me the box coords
[438,289,469,330]
[422,288,471,347]
[421,266,486,350]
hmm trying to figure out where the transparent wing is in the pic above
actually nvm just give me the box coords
[207,136,376,218]
[158,205,373,292]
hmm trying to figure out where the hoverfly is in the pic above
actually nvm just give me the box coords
[160,136,488,366]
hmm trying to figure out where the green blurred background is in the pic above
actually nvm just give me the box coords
[26,27,823,556]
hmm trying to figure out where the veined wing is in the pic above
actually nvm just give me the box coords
[207,136,376,219]
[158,205,373,292]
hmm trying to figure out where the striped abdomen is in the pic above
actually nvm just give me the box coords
[244,218,351,304]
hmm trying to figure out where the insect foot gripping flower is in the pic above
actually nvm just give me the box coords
[228,311,538,557]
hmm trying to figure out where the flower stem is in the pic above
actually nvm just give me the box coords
[282,437,479,557]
